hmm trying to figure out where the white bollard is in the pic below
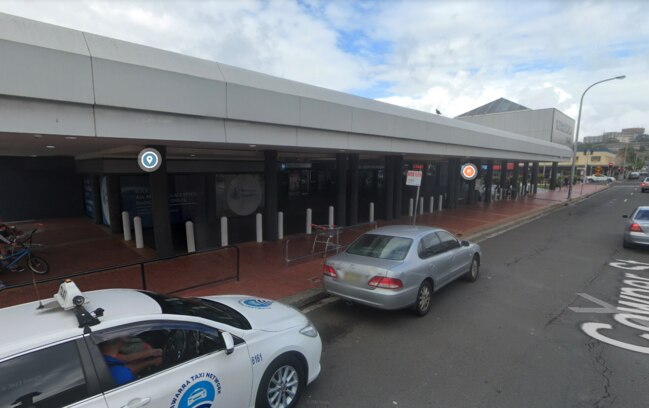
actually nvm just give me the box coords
[419,197,424,215]
[306,208,312,234]
[430,196,434,213]
[438,195,443,211]
[328,206,334,228]
[221,216,228,247]
[122,211,131,241]
[278,211,284,240]
[409,198,414,216]
[134,216,144,249]
[256,213,263,243]
[185,221,195,253]
[369,202,374,223]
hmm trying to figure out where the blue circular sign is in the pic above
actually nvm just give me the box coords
[138,148,162,172]
[239,298,274,309]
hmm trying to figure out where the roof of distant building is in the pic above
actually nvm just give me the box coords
[457,97,530,117]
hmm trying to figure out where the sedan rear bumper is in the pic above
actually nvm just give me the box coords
[323,276,417,310]
[626,231,649,246]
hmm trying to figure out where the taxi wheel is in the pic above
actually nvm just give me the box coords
[412,280,432,317]
[256,354,305,408]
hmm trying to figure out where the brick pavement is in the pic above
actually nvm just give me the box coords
[0,184,607,308]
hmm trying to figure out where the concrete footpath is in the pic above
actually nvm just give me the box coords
[0,184,608,309]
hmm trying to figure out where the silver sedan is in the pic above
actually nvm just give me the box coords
[322,225,481,316]
[623,206,649,248]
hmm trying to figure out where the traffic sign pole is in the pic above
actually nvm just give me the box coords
[413,183,421,225]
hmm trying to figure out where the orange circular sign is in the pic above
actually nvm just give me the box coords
[461,163,478,180]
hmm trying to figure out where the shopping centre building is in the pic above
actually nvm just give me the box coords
[0,13,573,256]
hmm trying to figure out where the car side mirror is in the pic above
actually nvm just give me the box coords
[622,215,628,218]
[461,240,470,247]
[222,331,235,355]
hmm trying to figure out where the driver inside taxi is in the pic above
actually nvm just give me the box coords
[99,336,163,386]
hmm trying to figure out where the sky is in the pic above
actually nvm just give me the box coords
[1,0,647,139]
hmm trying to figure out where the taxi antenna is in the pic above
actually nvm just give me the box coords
[31,272,44,310]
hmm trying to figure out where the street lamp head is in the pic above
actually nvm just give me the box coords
[615,75,626,80]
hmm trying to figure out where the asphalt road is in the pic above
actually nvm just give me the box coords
[298,181,649,408]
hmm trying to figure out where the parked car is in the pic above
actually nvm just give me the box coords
[586,175,615,182]
[641,177,649,193]
[0,280,321,408]
[629,171,640,180]
[323,225,481,316]
[622,206,649,248]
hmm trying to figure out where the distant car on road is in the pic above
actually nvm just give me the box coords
[586,175,615,183]
[629,171,640,180]
[323,225,481,316]
[641,178,649,193]
[623,206,649,248]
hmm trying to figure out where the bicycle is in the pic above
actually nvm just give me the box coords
[0,228,49,274]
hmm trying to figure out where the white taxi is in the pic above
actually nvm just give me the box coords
[0,280,321,408]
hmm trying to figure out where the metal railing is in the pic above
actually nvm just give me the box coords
[284,221,377,265]
[1,245,240,305]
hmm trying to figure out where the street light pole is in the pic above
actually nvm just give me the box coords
[568,75,626,200]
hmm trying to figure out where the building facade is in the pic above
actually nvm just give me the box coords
[0,13,573,256]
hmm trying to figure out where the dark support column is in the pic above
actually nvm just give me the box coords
[336,153,348,227]
[348,154,359,226]
[485,160,494,203]
[434,163,442,200]
[393,156,404,219]
[194,175,218,250]
[532,162,539,193]
[467,160,478,205]
[438,162,449,208]
[264,150,278,241]
[148,146,173,257]
[500,160,509,190]
[522,162,529,195]
[550,162,559,190]
[384,156,395,221]
[197,174,219,249]
[106,175,122,234]
[91,175,102,224]
[512,162,520,198]
[447,159,460,209]
[422,163,434,210]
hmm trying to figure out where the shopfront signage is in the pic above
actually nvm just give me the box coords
[138,148,162,172]
[406,170,422,186]
[461,163,478,180]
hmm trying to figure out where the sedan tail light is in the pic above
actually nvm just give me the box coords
[323,264,338,278]
[630,223,644,232]
[368,276,403,289]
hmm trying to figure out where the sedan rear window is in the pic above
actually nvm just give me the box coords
[634,210,649,221]
[346,234,412,260]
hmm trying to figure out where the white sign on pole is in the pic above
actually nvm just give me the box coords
[406,170,422,186]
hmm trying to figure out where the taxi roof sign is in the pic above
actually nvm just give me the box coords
[54,279,87,311]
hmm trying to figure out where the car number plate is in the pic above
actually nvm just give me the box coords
[343,271,364,283]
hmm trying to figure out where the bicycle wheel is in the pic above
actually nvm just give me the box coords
[28,256,49,274]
